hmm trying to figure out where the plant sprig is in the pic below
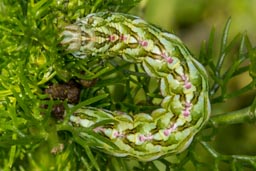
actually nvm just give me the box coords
[200,18,255,104]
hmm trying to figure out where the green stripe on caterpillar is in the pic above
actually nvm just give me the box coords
[61,12,211,161]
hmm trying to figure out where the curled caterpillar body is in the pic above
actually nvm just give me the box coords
[61,12,211,161]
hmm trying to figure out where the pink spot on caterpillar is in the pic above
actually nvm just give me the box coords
[181,75,192,89]
[139,134,153,142]
[139,40,148,47]
[185,83,192,89]
[166,57,173,63]
[183,102,192,117]
[120,34,127,41]
[109,35,117,42]
[94,126,105,133]
[161,52,173,64]
[181,75,186,81]
[113,130,125,138]
[183,109,190,117]
[164,123,177,136]
[185,102,192,108]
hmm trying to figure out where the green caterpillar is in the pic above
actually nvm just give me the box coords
[61,12,211,161]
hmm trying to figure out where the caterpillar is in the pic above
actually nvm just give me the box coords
[61,12,211,161]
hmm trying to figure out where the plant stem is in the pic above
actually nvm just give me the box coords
[208,106,256,127]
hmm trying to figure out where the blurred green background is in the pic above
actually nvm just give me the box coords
[132,0,256,52]
[132,0,256,169]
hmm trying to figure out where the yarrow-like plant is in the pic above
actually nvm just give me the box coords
[0,0,256,170]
